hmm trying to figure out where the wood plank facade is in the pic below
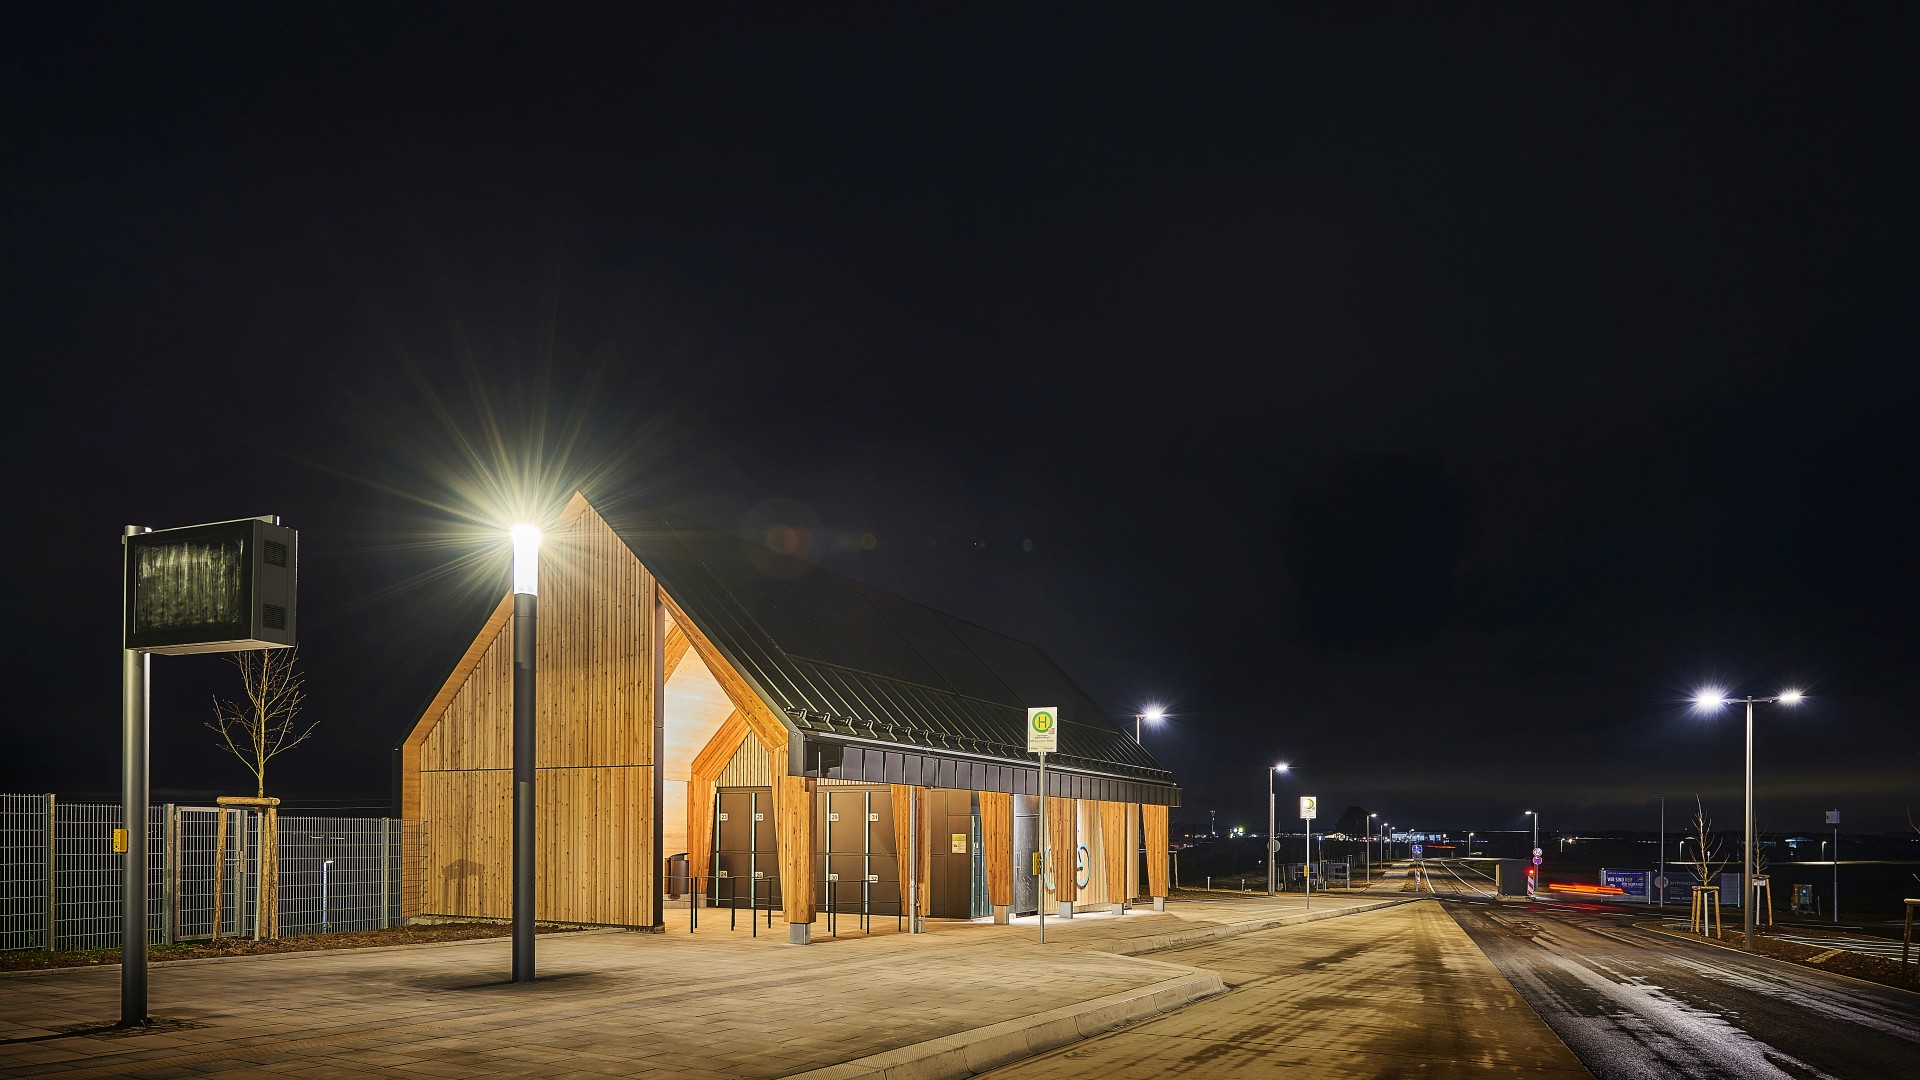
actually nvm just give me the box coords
[399,490,1176,938]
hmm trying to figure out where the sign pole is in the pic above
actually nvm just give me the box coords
[1037,751,1046,944]
[120,526,151,1027]
[1027,707,1058,944]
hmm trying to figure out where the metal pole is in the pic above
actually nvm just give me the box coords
[1303,816,1311,910]
[1657,792,1665,909]
[1832,822,1839,925]
[121,524,151,1028]
[907,782,919,934]
[512,588,537,982]
[1266,770,1275,896]
[1743,698,1755,949]
[1037,752,1046,943]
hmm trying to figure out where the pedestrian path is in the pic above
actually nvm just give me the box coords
[979,900,1591,1078]
[0,894,1387,1078]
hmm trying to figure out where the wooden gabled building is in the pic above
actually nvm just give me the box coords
[397,492,1179,942]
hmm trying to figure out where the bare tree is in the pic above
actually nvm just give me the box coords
[1685,796,1728,890]
[207,647,312,798]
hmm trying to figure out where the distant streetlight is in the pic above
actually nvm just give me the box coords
[1692,687,1804,949]
[1136,706,1165,744]
[1267,763,1290,896]
[1467,831,1475,857]
[1366,813,1378,886]
[1525,810,1538,899]
[510,523,541,983]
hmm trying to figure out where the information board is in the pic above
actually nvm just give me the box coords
[1600,868,1651,901]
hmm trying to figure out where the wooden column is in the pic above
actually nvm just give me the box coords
[981,791,1014,909]
[1099,801,1128,909]
[890,785,931,917]
[1049,795,1079,904]
[777,775,815,938]
[1144,803,1170,898]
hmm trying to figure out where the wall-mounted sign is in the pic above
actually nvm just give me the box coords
[1026,707,1058,753]
[951,833,967,854]
[125,518,297,654]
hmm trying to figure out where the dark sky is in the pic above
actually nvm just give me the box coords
[6,6,1917,835]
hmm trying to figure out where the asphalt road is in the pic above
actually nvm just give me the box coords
[1431,872,1920,1080]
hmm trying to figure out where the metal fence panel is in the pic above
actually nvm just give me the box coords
[52,801,167,952]
[0,796,425,952]
[1,794,53,951]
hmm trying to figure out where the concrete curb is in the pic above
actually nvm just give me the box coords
[783,970,1226,1080]
[1103,897,1415,956]
[786,897,1409,1080]
[0,927,626,979]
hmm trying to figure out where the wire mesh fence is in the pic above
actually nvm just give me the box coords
[0,795,424,953]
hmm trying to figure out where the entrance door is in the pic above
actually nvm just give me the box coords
[815,786,901,919]
[713,788,781,912]
[1013,794,1039,916]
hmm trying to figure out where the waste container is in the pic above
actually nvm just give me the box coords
[665,852,690,899]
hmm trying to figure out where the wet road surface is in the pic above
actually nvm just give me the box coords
[1443,893,1920,1079]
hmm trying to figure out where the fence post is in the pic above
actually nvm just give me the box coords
[44,794,56,952]
[161,804,176,946]
[380,819,392,930]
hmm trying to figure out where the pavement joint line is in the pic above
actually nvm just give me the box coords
[1630,920,1920,998]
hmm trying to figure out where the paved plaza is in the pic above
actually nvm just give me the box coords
[0,895,1573,1078]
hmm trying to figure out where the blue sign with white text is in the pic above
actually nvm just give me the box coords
[1601,868,1650,900]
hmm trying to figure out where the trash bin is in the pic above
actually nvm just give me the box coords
[666,852,690,899]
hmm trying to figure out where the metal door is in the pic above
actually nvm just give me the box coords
[713,788,780,912]
[1013,795,1039,916]
[813,786,901,921]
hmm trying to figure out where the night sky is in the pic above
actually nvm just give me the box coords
[7,6,1917,835]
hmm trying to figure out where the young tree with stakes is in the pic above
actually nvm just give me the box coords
[207,647,312,798]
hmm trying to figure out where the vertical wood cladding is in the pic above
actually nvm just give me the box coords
[980,791,1014,907]
[1143,803,1170,897]
[1049,795,1079,903]
[1099,801,1128,906]
[414,501,658,924]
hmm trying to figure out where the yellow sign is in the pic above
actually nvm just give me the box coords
[951,833,967,854]
[1032,851,1044,875]
[113,829,128,853]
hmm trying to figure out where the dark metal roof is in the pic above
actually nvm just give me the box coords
[596,498,1176,795]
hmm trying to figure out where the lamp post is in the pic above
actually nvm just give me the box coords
[1136,706,1165,744]
[1267,763,1289,896]
[1655,792,1666,909]
[1467,831,1475,858]
[1692,687,1803,949]
[1366,813,1377,887]
[511,524,541,983]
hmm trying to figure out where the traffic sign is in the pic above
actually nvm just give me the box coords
[1532,847,1543,858]
[1026,707,1058,753]
[1300,796,1317,820]
[1532,855,1543,866]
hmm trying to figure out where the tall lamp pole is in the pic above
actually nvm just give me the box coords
[1655,792,1665,909]
[1366,813,1377,887]
[511,524,542,983]
[1267,763,1289,895]
[1693,687,1803,949]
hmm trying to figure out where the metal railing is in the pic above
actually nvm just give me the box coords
[0,794,423,953]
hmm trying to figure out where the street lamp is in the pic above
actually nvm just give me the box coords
[1693,687,1802,948]
[1267,763,1290,896]
[1366,813,1378,887]
[1467,831,1475,857]
[510,523,541,983]
[1136,706,1165,744]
